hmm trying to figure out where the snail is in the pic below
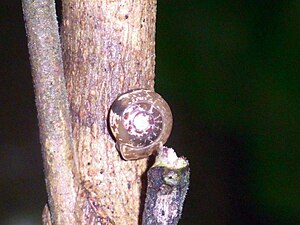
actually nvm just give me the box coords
[109,89,173,160]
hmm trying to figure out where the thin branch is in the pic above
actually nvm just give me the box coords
[22,0,77,224]
[142,147,190,225]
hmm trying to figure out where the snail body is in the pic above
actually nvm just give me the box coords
[109,89,173,160]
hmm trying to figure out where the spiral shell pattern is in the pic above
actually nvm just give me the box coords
[109,89,173,160]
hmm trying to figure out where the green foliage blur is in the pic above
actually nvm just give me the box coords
[155,0,300,224]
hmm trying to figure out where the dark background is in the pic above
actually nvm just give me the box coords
[1,0,299,224]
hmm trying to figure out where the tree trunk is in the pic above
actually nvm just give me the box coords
[23,0,190,222]
[61,0,157,224]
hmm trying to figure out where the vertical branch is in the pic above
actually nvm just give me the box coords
[61,0,157,223]
[22,0,76,224]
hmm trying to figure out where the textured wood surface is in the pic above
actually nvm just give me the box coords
[61,0,157,224]
[22,0,76,224]
[142,147,190,225]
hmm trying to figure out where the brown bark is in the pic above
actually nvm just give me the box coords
[22,0,76,224]
[61,0,157,224]
[142,147,190,225]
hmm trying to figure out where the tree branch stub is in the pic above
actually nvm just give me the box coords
[142,147,190,225]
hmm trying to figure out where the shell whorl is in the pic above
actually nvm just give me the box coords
[109,89,173,160]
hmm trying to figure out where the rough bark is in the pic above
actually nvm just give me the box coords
[61,0,157,224]
[22,0,76,224]
[142,147,190,225]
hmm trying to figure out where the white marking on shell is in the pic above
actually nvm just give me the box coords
[133,112,151,131]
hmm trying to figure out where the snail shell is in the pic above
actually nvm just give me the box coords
[109,89,173,160]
